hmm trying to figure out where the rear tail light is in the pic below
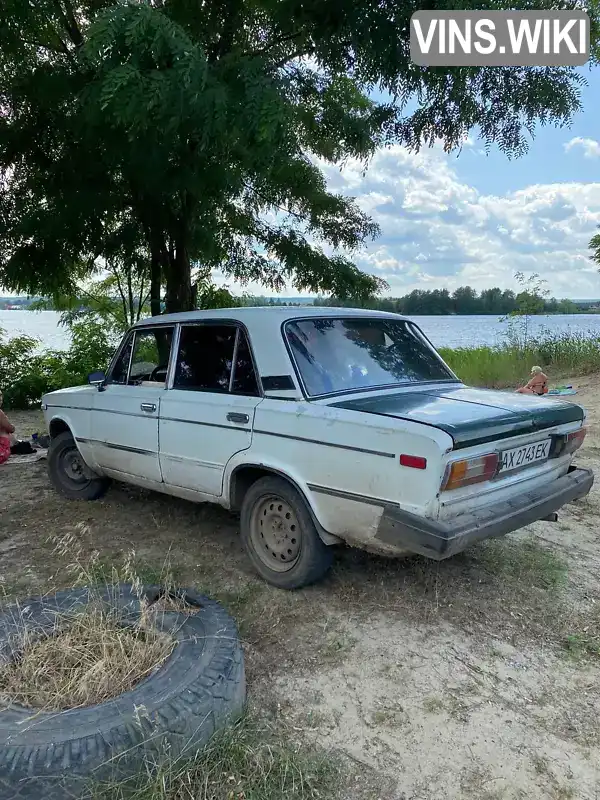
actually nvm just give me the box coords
[565,427,586,455]
[441,453,499,492]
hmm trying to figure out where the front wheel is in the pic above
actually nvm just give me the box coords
[240,477,333,589]
[48,431,110,501]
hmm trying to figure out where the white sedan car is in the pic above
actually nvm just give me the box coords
[42,307,593,589]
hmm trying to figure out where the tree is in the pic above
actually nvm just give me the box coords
[2,0,597,312]
[480,287,502,315]
[452,286,478,315]
[590,231,600,279]
[505,272,550,347]
[556,298,578,314]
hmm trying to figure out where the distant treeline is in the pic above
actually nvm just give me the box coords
[243,287,594,316]
[3,288,598,316]
[0,296,42,310]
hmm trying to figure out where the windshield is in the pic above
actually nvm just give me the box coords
[285,317,456,397]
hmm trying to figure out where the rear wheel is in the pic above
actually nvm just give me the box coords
[48,431,110,501]
[240,476,333,589]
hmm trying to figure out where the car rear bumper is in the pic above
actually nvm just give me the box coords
[374,466,594,560]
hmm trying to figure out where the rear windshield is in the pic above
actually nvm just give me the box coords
[284,317,455,397]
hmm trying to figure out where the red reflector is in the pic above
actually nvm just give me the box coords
[400,454,427,470]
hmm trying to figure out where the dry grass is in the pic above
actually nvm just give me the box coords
[0,528,178,711]
[0,601,174,710]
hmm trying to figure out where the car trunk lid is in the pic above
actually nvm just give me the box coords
[332,385,584,450]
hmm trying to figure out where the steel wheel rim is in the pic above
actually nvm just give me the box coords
[60,448,91,485]
[249,494,302,573]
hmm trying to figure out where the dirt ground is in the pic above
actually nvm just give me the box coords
[3,381,600,800]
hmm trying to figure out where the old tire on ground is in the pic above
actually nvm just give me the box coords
[0,584,245,800]
[48,430,110,501]
[240,476,334,590]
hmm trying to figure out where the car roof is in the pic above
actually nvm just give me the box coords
[134,305,410,327]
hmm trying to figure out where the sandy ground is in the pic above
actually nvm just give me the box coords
[3,382,600,799]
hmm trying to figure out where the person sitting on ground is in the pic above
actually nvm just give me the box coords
[0,390,16,465]
[516,366,549,396]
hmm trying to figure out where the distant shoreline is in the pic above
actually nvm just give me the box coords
[2,301,600,317]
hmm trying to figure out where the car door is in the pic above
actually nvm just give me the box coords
[90,325,174,483]
[159,322,262,496]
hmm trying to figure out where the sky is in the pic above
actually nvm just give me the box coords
[236,65,600,301]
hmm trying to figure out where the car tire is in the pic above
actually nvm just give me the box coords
[48,431,110,500]
[240,476,334,589]
[0,584,245,800]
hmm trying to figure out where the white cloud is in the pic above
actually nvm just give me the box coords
[220,143,600,300]
[314,147,600,297]
[311,146,600,299]
[564,137,600,159]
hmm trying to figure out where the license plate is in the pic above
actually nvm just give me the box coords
[498,439,551,474]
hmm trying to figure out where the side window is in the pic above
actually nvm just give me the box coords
[129,328,174,385]
[109,334,133,385]
[109,328,174,386]
[174,325,236,392]
[173,325,260,396]
[232,330,260,396]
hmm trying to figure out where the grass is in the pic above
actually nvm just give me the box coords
[370,702,407,728]
[474,537,568,591]
[561,600,600,661]
[93,715,340,800]
[0,600,174,710]
[440,331,600,388]
[423,696,445,713]
[563,633,600,659]
[0,531,185,711]
[319,632,357,662]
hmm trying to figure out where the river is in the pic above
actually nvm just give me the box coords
[2,309,600,351]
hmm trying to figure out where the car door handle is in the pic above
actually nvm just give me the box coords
[227,412,249,424]
[140,403,156,413]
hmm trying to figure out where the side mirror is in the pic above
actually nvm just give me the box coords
[88,371,106,390]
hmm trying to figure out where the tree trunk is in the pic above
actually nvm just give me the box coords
[165,220,194,314]
[150,251,162,318]
[165,249,193,313]
[149,229,165,317]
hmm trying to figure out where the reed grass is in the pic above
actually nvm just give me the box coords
[440,332,600,389]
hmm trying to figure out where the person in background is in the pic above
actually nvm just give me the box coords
[517,366,549,396]
[0,390,16,465]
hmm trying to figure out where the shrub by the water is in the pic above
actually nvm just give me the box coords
[0,319,115,409]
[440,332,600,389]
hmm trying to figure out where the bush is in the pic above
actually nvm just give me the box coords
[0,319,116,409]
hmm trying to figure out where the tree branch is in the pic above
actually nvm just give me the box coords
[139,289,151,320]
[127,266,134,327]
[270,47,315,70]
[37,6,78,63]
[209,0,242,62]
[51,0,83,48]
[246,30,307,57]
[137,269,145,322]
[111,268,130,327]
[242,179,313,225]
